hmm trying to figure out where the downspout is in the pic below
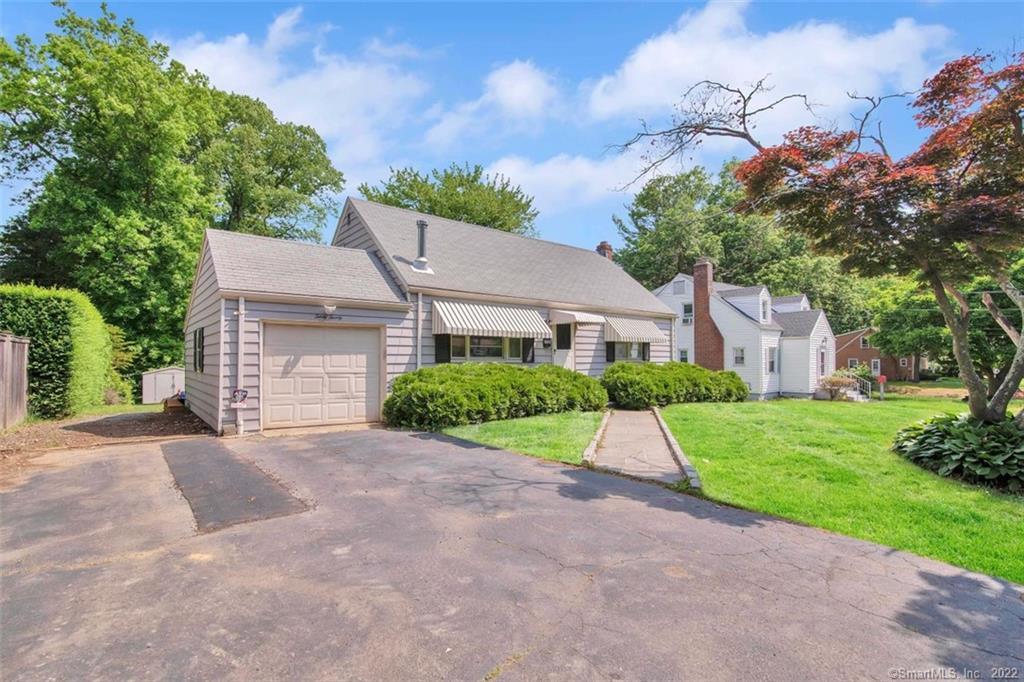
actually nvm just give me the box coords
[236,296,245,436]
[216,298,225,435]
[416,292,423,370]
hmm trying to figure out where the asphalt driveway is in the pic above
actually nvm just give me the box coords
[2,429,1021,680]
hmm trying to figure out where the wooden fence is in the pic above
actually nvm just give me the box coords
[1,332,30,430]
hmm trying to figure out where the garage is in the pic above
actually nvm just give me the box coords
[262,324,382,429]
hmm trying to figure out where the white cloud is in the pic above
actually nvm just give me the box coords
[587,0,952,141]
[170,7,429,169]
[487,152,654,215]
[425,60,559,149]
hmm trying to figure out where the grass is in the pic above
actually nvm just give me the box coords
[661,395,1024,583]
[444,411,603,465]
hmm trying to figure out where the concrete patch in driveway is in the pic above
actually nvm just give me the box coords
[162,439,308,532]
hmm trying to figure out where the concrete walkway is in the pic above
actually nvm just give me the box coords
[593,409,682,483]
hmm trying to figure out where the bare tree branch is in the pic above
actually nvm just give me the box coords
[847,92,908,158]
[981,292,1022,344]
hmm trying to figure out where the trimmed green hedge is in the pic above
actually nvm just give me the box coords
[0,284,112,418]
[383,363,608,430]
[893,413,1024,493]
[601,361,749,409]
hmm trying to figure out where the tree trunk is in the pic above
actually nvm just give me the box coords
[923,266,996,421]
[912,353,921,383]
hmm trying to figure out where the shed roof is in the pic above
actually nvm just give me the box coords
[204,230,407,306]
[349,199,673,317]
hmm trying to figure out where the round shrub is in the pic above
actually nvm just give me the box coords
[383,363,608,430]
[892,413,1024,493]
[602,361,748,409]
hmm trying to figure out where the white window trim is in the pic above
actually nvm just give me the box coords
[860,336,871,349]
[765,346,777,374]
[848,358,859,368]
[451,335,523,362]
[899,357,908,367]
[681,302,694,325]
[733,347,746,366]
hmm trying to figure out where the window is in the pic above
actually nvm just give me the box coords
[733,347,745,366]
[761,299,769,321]
[451,335,467,359]
[608,341,650,362]
[870,358,881,376]
[470,336,503,358]
[899,357,908,368]
[860,336,871,349]
[506,337,522,360]
[848,358,859,369]
[681,303,694,325]
[679,349,689,363]
[521,338,535,363]
[766,346,776,373]
[672,279,687,295]
[819,339,828,376]
[555,323,572,350]
[191,328,205,373]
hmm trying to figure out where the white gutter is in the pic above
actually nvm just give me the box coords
[236,296,245,436]
[416,292,423,370]
[216,297,225,435]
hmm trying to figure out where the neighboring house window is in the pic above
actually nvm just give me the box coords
[761,299,769,321]
[451,335,467,359]
[848,358,859,369]
[860,336,871,349]
[470,336,503,358]
[870,358,881,376]
[192,328,204,373]
[555,323,572,351]
[681,303,693,325]
[766,346,776,374]
[673,280,687,295]
[733,347,745,366]
[900,357,908,368]
[679,349,689,363]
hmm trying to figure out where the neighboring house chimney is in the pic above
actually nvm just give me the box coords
[413,219,431,272]
[596,241,614,260]
[693,257,724,370]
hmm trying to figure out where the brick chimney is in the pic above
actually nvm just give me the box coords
[596,241,614,260]
[693,257,724,370]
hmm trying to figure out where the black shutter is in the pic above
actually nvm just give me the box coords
[556,323,572,350]
[605,342,615,363]
[435,334,451,364]
[522,337,535,363]
[641,342,650,362]
[198,328,204,372]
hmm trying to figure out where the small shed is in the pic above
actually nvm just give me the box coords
[142,366,184,404]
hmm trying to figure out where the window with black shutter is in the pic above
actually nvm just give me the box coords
[556,323,572,350]
[192,328,205,373]
[521,337,535,363]
[605,341,615,363]
[641,343,650,362]
[434,334,451,363]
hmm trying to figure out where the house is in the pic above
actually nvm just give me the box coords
[835,328,923,381]
[183,198,675,434]
[652,259,835,399]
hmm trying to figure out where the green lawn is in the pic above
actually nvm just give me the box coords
[444,411,603,465]
[661,396,1024,583]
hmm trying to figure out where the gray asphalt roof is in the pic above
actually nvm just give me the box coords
[773,294,808,304]
[774,309,825,337]
[205,229,407,305]
[350,199,674,317]
[719,285,767,298]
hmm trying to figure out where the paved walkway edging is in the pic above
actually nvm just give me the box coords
[650,406,702,490]
[582,410,612,465]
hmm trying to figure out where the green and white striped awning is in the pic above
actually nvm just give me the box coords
[432,299,553,338]
[604,316,668,344]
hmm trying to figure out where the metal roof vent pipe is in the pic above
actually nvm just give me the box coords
[412,219,432,273]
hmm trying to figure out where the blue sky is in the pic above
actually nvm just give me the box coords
[4,1,1019,249]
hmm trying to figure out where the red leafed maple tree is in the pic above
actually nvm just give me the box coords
[622,55,1024,423]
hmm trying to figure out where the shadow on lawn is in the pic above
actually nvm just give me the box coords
[893,569,1024,670]
[411,431,764,529]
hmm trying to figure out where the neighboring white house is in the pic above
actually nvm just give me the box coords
[183,199,676,435]
[652,260,835,399]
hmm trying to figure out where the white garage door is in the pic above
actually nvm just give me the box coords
[263,324,381,429]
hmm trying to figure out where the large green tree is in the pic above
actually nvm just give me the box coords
[359,163,538,235]
[614,163,872,332]
[0,3,343,376]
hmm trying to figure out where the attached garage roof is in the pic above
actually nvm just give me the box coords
[432,299,553,338]
[204,230,407,306]
[348,199,673,317]
[604,317,669,344]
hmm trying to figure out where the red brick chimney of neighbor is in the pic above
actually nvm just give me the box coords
[693,257,724,371]
[596,241,614,260]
